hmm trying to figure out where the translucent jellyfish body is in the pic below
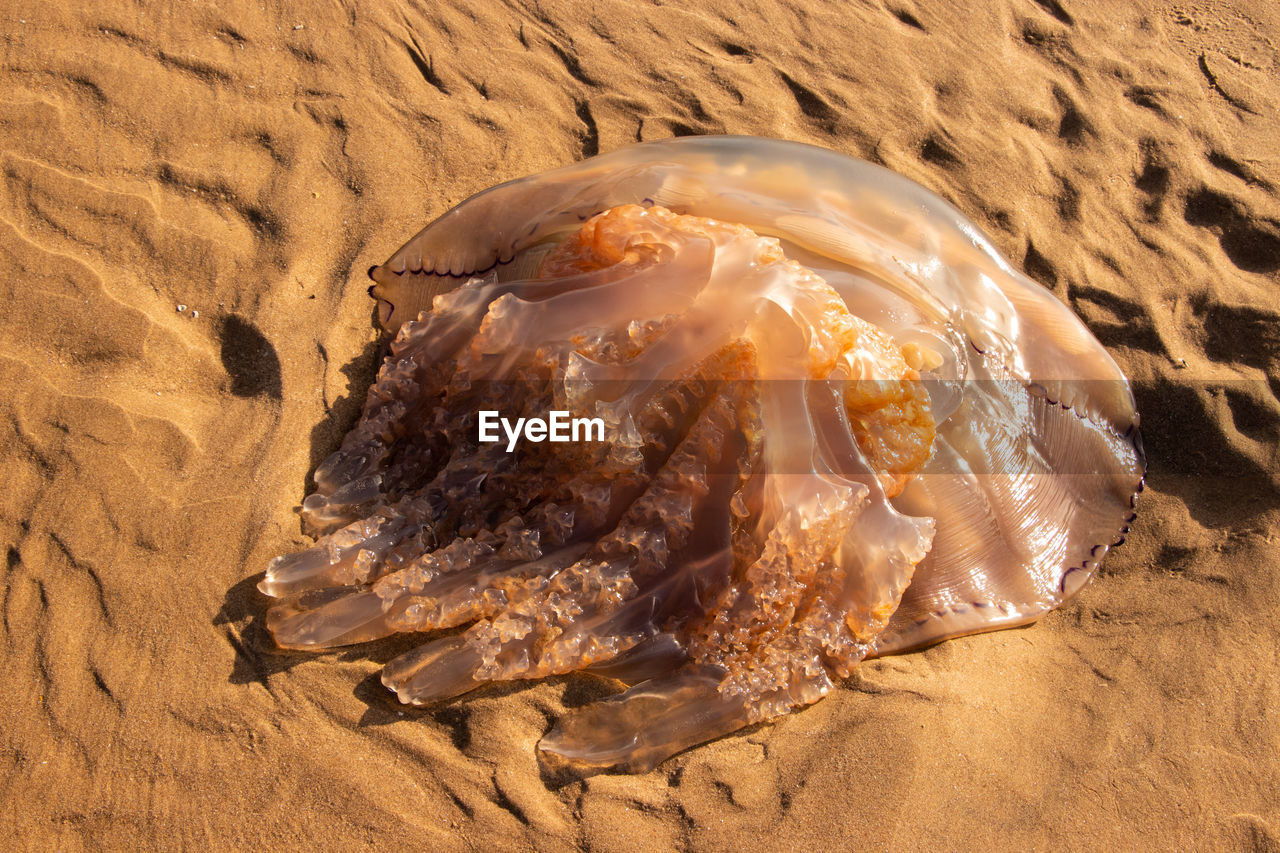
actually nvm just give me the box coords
[260,137,1144,772]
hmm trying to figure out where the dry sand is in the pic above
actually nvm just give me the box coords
[1,0,1278,849]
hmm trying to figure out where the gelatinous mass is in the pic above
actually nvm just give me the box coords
[259,137,1145,772]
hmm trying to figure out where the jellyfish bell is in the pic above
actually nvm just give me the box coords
[260,136,1144,773]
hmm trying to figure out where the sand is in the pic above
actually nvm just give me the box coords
[1,0,1277,849]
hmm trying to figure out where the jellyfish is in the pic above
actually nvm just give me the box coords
[258,137,1144,772]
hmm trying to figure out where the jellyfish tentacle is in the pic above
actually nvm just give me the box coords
[268,342,757,652]
[581,632,688,685]
[538,665,750,774]
[381,373,757,702]
[273,338,758,655]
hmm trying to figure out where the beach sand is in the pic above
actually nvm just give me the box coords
[1,0,1277,849]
